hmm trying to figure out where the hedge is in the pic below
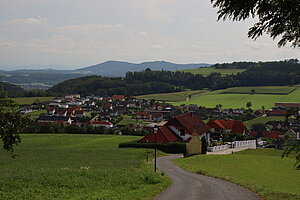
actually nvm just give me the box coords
[118,140,186,154]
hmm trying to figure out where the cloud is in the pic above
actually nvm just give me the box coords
[7,16,48,25]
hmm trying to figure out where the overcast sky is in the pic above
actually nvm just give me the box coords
[0,0,299,70]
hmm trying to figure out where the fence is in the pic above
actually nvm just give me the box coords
[207,140,256,152]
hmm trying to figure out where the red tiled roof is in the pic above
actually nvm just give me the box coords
[207,120,226,130]
[167,113,210,136]
[75,110,85,114]
[267,110,288,116]
[47,107,55,111]
[139,126,182,143]
[275,102,300,108]
[137,111,151,117]
[112,95,125,100]
[206,120,246,134]
[263,131,282,139]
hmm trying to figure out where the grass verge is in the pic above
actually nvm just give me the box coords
[173,149,300,200]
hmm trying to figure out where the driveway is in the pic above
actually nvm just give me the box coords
[153,154,259,200]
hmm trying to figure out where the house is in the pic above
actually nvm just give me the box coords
[152,113,164,121]
[283,129,300,140]
[207,120,246,134]
[137,111,152,120]
[36,116,72,125]
[166,113,211,143]
[75,110,85,118]
[266,121,289,131]
[65,94,81,99]
[88,121,113,128]
[275,102,300,109]
[112,95,125,101]
[139,126,182,143]
[267,107,288,116]
[47,107,56,115]
[103,103,113,110]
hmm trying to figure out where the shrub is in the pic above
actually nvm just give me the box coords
[119,141,186,154]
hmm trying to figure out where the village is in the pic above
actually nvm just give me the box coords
[19,94,300,153]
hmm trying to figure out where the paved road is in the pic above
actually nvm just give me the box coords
[153,154,259,200]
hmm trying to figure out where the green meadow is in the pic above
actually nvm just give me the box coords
[11,97,55,105]
[222,86,296,95]
[174,149,300,200]
[244,116,286,128]
[135,90,205,102]
[0,134,169,200]
[172,86,300,109]
[178,67,246,76]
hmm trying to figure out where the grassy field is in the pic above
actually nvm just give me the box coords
[29,109,47,119]
[0,134,169,200]
[172,86,300,109]
[135,90,205,102]
[222,86,296,95]
[244,116,286,128]
[178,67,246,76]
[117,115,152,126]
[174,149,300,200]
[11,97,55,105]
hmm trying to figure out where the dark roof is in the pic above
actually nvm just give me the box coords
[37,116,70,121]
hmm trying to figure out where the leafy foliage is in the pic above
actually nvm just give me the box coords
[0,89,29,156]
[211,0,300,47]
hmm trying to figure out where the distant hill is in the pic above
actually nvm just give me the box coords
[75,60,210,77]
[0,61,211,89]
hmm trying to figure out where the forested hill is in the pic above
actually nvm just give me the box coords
[0,82,26,97]
[213,59,299,69]
[47,60,300,96]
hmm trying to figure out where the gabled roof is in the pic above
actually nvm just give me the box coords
[167,113,210,135]
[206,120,246,134]
[139,126,182,143]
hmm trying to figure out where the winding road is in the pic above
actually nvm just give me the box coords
[153,154,259,200]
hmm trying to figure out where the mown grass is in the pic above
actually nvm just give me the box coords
[173,86,300,109]
[135,90,205,102]
[222,86,296,95]
[11,97,55,105]
[177,67,246,76]
[244,116,286,128]
[174,149,300,200]
[0,134,169,200]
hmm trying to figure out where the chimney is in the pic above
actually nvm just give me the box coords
[189,112,193,117]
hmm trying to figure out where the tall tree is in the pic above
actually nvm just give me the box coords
[211,0,300,47]
[0,88,29,157]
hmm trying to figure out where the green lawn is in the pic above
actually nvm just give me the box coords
[177,67,246,76]
[172,86,300,109]
[117,115,152,126]
[0,134,169,200]
[244,116,286,128]
[11,97,55,105]
[135,90,205,102]
[29,109,47,119]
[174,149,300,200]
[222,86,296,95]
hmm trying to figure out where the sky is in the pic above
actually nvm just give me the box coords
[0,0,299,70]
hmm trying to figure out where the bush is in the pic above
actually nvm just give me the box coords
[119,141,186,154]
